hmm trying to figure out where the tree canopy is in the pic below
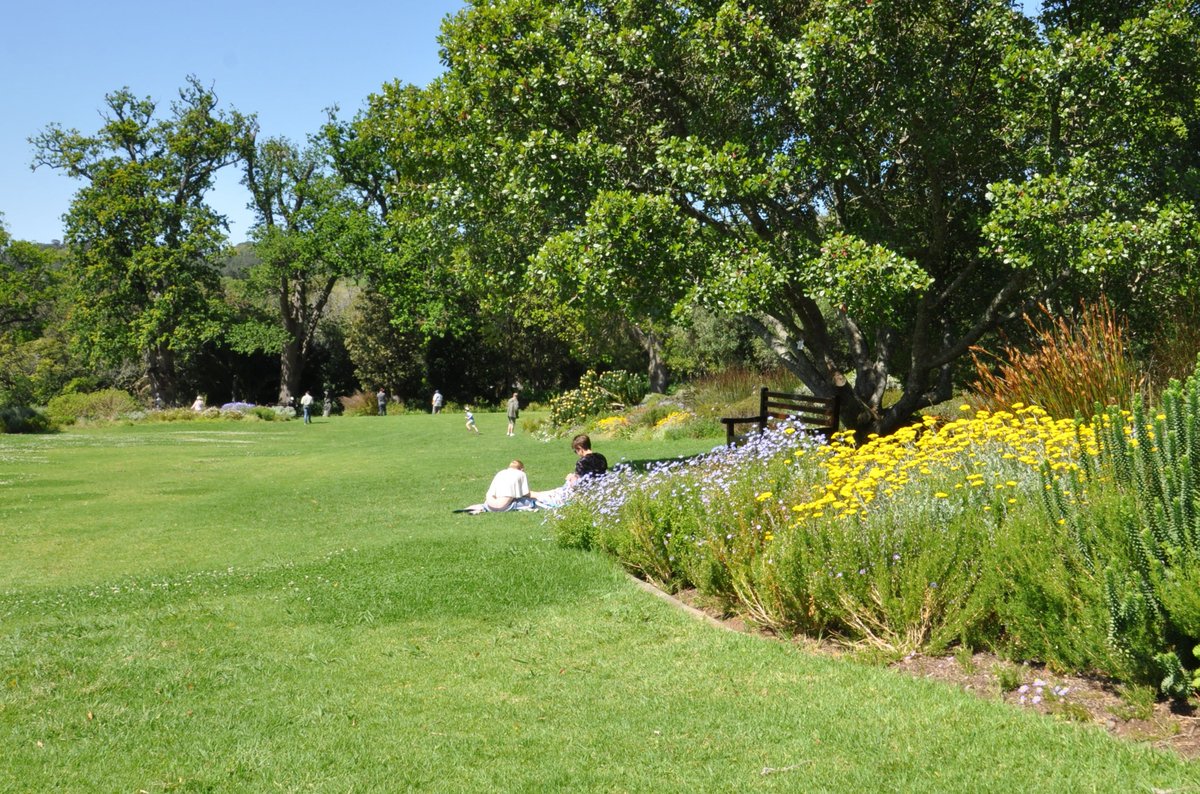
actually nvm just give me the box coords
[404,0,1200,434]
[12,2,1200,424]
[30,77,253,403]
[239,134,382,403]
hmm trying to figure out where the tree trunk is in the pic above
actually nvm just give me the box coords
[629,325,668,393]
[278,337,302,406]
[276,276,310,406]
[146,343,178,406]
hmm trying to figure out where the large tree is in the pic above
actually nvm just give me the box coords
[427,0,1200,435]
[239,135,381,403]
[0,220,57,339]
[326,83,601,400]
[0,220,68,405]
[31,77,252,403]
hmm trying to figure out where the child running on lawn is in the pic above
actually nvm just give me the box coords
[464,406,480,433]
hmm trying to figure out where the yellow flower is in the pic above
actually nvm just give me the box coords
[756,491,773,502]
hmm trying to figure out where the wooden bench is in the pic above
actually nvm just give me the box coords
[720,387,841,446]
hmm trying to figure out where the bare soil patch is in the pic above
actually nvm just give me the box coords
[652,582,1200,759]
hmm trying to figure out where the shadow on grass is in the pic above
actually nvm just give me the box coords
[614,453,713,473]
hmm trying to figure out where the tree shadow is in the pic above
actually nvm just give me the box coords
[615,453,711,473]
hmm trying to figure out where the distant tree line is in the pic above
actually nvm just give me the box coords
[3,1,1199,432]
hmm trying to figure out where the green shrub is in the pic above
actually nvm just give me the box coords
[340,391,381,417]
[0,405,55,434]
[981,495,1116,673]
[144,408,201,422]
[1038,365,1200,697]
[551,405,1129,667]
[548,370,647,428]
[660,416,721,440]
[629,402,677,429]
[45,389,139,425]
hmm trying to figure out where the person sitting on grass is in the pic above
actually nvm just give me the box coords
[485,460,535,512]
[531,433,608,508]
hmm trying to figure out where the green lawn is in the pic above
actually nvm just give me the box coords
[1,411,1197,791]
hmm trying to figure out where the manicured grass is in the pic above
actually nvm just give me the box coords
[1,412,1198,791]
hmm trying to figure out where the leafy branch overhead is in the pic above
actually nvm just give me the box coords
[388,0,1200,435]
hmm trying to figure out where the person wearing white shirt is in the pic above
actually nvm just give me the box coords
[485,460,533,512]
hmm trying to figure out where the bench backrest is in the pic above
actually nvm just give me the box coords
[760,387,840,435]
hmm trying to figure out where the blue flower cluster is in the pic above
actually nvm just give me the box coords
[553,420,826,526]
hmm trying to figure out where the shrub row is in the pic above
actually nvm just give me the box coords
[549,390,1200,698]
[45,388,139,426]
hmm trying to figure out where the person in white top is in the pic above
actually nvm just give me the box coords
[485,460,533,512]
[300,391,314,423]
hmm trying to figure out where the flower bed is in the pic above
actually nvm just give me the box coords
[550,399,1200,697]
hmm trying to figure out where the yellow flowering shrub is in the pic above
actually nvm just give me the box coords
[595,415,631,434]
[788,405,1101,522]
[654,410,692,428]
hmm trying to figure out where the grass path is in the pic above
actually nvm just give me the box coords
[1,412,1198,791]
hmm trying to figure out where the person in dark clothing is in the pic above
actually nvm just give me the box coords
[569,433,607,483]
[530,433,607,508]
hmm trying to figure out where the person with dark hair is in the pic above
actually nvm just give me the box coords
[567,433,607,484]
[531,433,608,507]
[376,387,387,416]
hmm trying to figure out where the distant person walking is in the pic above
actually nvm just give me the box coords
[376,388,387,416]
[432,389,444,414]
[464,406,480,434]
[300,390,314,424]
[506,392,520,437]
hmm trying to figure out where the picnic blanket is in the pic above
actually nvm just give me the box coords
[453,499,546,514]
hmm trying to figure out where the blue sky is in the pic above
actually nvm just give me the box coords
[1,0,466,244]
